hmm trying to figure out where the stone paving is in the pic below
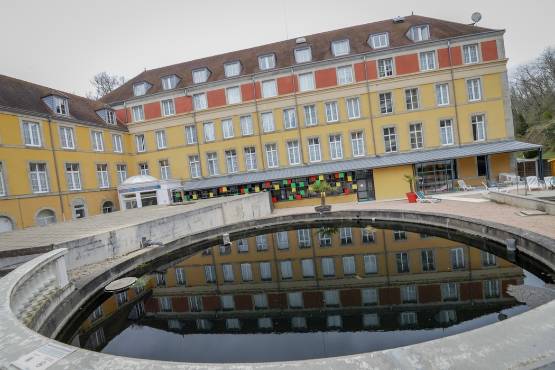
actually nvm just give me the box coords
[274,195,555,239]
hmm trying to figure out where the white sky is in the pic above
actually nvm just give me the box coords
[1,0,552,96]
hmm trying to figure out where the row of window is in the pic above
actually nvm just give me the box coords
[132,26,482,97]
[41,94,117,125]
[20,121,124,152]
[182,248,496,284]
[155,279,502,316]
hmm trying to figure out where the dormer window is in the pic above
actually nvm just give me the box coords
[161,75,179,90]
[54,96,69,115]
[408,25,430,42]
[133,82,150,97]
[96,109,116,125]
[224,61,241,77]
[294,47,312,63]
[258,54,276,70]
[331,39,350,57]
[369,33,389,49]
[192,68,210,84]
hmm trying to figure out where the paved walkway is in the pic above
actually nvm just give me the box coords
[274,195,555,239]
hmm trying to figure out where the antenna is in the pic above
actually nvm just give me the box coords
[471,12,482,25]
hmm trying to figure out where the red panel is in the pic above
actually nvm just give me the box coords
[315,68,337,89]
[502,279,517,298]
[207,89,226,108]
[172,297,189,312]
[268,293,287,309]
[175,96,192,114]
[460,282,483,300]
[418,285,441,303]
[379,287,401,305]
[438,48,451,68]
[143,297,159,313]
[241,82,261,101]
[395,54,419,75]
[340,289,361,307]
[234,294,253,310]
[143,102,161,120]
[115,108,128,124]
[277,75,298,95]
[354,60,377,82]
[481,40,498,61]
[202,295,221,311]
[302,291,323,308]
[451,46,463,65]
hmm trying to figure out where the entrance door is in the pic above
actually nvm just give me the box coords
[355,170,375,201]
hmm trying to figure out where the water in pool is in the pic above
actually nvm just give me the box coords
[64,226,546,363]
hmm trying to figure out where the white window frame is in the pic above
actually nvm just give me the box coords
[280,260,293,279]
[155,130,167,149]
[351,131,365,157]
[472,114,486,141]
[193,93,208,110]
[116,164,127,184]
[161,75,178,90]
[298,72,315,92]
[436,83,450,106]
[53,96,69,115]
[294,47,312,63]
[346,97,360,119]
[463,44,480,64]
[439,119,454,146]
[369,32,389,49]
[131,105,144,122]
[419,50,436,71]
[304,104,318,126]
[261,80,277,98]
[383,126,397,153]
[409,25,430,42]
[240,115,254,136]
[65,163,81,191]
[161,99,175,116]
[377,58,394,78]
[91,131,104,152]
[206,152,219,176]
[225,149,239,174]
[222,118,234,139]
[135,134,146,152]
[59,126,75,149]
[159,159,170,180]
[29,162,49,193]
[261,111,275,133]
[185,125,197,144]
[283,108,297,129]
[226,86,242,105]
[286,140,301,165]
[224,61,241,77]
[112,134,123,153]
[244,146,257,171]
[379,92,393,114]
[203,122,216,142]
[133,82,148,96]
[336,65,354,85]
[409,123,424,149]
[329,134,343,160]
[265,143,279,168]
[258,54,276,70]
[308,137,321,162]
[96,163,110,189]
[189,155,201,179]
[192,68,210,84]
[331,39,350,56]
[467,78,482,102]
[325,101,339,123]
[22,121,42,147]
[405,88,419,110]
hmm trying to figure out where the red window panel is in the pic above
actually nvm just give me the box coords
[241,82,261,101]
[315,68,337,89]
[277,75,298,95]
[481,40,498,61]
[174,96,193,114]
[378,287,401,305]
[417,284,442,303]
[207,89,226,108]
[395,54,419,75]
[143,102,161,120]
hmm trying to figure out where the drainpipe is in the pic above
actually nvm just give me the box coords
[291,66,307,165]
[252,75,266,171]
[363,55,377,156]
[46,116,66,221]
[447,40,463,147]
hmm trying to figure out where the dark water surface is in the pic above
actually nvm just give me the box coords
[63,225,548,363]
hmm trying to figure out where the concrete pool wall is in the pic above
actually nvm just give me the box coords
[1,198,555,369]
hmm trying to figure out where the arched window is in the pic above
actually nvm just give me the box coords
[102,201,114,214]
[36,209,56,226]
[0,216,13,233]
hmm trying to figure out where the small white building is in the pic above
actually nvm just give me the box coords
[117,175,181,210]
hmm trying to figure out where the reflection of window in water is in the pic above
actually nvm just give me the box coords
[258,317,273,329]
[280,260,293,279]
[87,327,105,348]
[481,251,497,267]
[400,311,417,326]
[134,301,145,317]
[361,228,375,243]
[319,231,332,246]
[421,249,436,271]
[297,229,311,248]
[287,292,303,308]
[361,288,378,305]
[222,264,234,282]
[393,230,407,241]
[396,252,410,273]
[196,319,211,330]
[321,257,335,277]
[116,291,128,306]
[159,297,172,312]
[484,279,500,298]
[204,265,216,283]
[342,256,356,275]
[189,296,203,312]
[237,239,249,253]
[438,310,457,324]
[441,282,459,301]
[253,293,268,309]
[255,235,268,251]
[260,262,272,280]
[168,319,181,330]
[276,231,289,249]
[241,263,253,281]
[364,254,378,274]
[226,318,241,330]
[301,259,315,277]
[221,295,234,310]
[324,290,340,307]
[363,313,379,327]
[175,268,186,285]
[291,316,307,329]
[327,315,342,329]
[155,272,166,286]
[140,191,158,207]
[401,285,418,303]
[89,306,103,322]
[219,244,231,255]
[451,247,465,269]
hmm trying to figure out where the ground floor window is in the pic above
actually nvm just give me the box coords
[102,201,114,213]
[140,191,158,207]
[36,209,56,226]
[0,216,14,233]
[416,160,457,193]
[123,193,138,209]
[72,199,86,219]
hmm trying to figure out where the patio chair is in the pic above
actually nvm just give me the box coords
[525,176,544,191]
[416,191,441,203]
[482,181,511,193]
[499,172,518,185]
[457,179,475,191]
[543,176,554,189]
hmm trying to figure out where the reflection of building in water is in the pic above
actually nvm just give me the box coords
[75,228,524,349]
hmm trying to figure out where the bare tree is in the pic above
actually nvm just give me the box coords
[87,72,125,100]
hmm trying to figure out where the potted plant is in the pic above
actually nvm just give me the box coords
[403,174,418,203]
[312,180,332,212]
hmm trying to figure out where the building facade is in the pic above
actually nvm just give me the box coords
[0,15,541,230]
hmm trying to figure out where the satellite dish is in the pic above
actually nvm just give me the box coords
[471,12,482,24]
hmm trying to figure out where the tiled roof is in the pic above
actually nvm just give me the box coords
[102,15,498,104]
[180,140,539,191]
[0,74,127,130]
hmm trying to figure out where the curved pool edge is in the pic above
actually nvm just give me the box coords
[1,209,555,369]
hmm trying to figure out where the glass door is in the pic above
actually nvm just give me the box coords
[355,170,375,201]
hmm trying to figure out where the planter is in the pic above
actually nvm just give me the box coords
[406,192,417,203]
[315,205,332,213]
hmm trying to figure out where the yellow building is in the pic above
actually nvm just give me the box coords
[0,15,542,230]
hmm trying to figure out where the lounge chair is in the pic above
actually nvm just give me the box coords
[416,191,441,203]
[499,172,518,185]
[457,179,474,191]
[482,181,511,193]
[544,176,554,189]
[525,176,544,191]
